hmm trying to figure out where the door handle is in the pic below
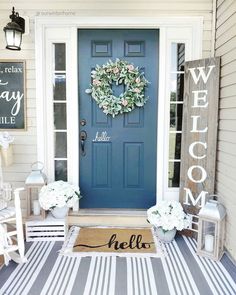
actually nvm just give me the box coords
[80,130,87,156]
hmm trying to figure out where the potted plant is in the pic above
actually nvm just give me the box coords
[147,200,191,243]
[39,180,81,218]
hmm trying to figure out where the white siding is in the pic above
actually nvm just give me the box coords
[215,0,236,260]
[0,0,213,11]
[0,0,213,217]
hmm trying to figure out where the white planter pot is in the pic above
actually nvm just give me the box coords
[154,227,177,243]
[72,199,79,212]
[51,206,69,219]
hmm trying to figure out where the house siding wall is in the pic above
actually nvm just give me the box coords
[215,0,236,260]
[0,0,212,216]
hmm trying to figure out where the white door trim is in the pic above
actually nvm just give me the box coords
[35,16,203,203]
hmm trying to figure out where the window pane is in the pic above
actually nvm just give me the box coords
[177,43,185,71]
[171,43,185,72]
[54,43,66,71]
[54,132,67,158]
[54,103,67,130]
[170,103,183,131]
[168,162,180,187]
[170,73,184,102]
[55,160,67,181]
[54,74,66,100]
[201,221,216,252]
[169,133,181,159]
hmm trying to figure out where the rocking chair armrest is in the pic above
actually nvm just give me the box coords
[13,188,25,255]
[13,188,25,204]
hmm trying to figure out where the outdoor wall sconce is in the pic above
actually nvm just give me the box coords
[197,196,226,261]
[3,7,25,51]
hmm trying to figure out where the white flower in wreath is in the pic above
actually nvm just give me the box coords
[85,59,150,117]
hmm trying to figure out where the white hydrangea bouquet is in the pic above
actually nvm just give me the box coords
[39,180,81,210]
[147,200,191,232]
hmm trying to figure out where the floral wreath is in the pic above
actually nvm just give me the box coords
[85,59,149,117]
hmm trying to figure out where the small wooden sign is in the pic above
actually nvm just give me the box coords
[179,57,220,221]
[0,60,26,130]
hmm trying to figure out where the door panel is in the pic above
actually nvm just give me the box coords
[124,143,144,188]
[92,142,112,188]
[78,29,159,209]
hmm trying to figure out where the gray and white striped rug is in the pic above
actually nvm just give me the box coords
[0,235,236,295]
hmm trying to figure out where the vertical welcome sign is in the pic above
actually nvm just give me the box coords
[180,58,220,223]
[0,61,26,129]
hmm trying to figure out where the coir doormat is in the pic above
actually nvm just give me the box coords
[60,226,164,258]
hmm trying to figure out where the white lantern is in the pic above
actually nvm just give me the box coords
[197,197,226,261]
[25,162,47,220]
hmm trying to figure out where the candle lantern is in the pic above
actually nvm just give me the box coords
[25,162,47,220]
[197,197,226,261]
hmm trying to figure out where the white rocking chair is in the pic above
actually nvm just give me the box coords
[0,188,27,266]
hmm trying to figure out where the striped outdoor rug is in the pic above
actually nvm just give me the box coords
[0,235,236,295]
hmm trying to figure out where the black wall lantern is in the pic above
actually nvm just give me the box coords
[3,7,25,51]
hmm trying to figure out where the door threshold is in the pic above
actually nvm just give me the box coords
[68,209,149,227]
[69,208,147,217]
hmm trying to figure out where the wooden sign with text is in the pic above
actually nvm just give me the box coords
[180,57,220,222]
[0,60,26,129]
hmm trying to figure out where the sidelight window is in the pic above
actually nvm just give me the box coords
[168,43,185,188]
[53,43,68,181]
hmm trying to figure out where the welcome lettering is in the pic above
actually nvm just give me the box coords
[184,64,215,208]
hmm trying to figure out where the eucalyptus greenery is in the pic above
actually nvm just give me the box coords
[85,59,149,117]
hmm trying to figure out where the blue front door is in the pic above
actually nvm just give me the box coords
[78,29,159,209]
